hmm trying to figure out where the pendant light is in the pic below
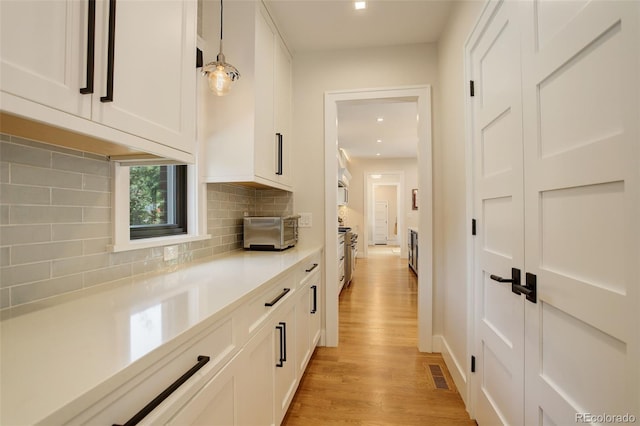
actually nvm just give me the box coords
[202,0,240,96]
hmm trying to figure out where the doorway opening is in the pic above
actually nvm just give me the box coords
[324,86,433,351]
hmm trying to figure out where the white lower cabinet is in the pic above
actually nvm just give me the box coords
[238,322,276,425]
[273,303,297,425]
[63,251,323,426]
[165,353,242,426]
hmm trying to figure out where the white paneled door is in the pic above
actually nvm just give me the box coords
[470,1,525,424]
[521,1,639,424]
[469,0,639,424]
[374,201,389,244]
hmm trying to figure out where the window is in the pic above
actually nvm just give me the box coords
[111,161,208,253]
[129,165,187,239]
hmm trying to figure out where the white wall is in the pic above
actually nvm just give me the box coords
[435,0,483,407]
[291,43,437,248]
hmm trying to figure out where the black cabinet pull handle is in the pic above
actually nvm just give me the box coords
[80,0,96,94]
[275,133,283,175]
[112,355,210,426]
[280,321,287,362]
[311,285,317,314]
[276,324,284,367]
[264,288,290,307]
[100,0,116,102]
[305,263,318,273]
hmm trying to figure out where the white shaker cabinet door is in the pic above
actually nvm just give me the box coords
[253,6,276,182]
[0,0,91,118]
[93,0,196,154]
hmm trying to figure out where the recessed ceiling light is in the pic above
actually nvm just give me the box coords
[377,139,382,143]
[354,1,366,10]
[376,117,384,122]
[376,153,381,156]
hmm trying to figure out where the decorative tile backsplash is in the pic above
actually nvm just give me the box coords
[0,133,292,309]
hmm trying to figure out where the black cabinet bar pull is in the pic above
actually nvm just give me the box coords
[264,288,290,307]
[305,263,318,273]
[112,355,210,426]
[275,133,283,175]
[100,0,116,102]
[280,321,287,362]
[311,285,317,314]
[80,0,96,94]
[276,324,284,367]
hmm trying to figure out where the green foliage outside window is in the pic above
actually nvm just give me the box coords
[129,166,168,226]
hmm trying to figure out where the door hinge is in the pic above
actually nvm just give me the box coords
[196,48,203,68]
[470,80,475,97]
[471,355,476,373]
[472,218,477,236]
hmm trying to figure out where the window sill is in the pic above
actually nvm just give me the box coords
[109,234,211,253]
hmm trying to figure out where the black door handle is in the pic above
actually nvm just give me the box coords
[80,0,96,94]
[100,0,116,102]
[305,263,318,273]
[280,321,287,362]
[513,272,537,304]
[490,268,521,285]
[490,268,537,304]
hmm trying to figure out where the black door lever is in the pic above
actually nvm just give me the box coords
[490,268,521,285]
[490,268,537,304]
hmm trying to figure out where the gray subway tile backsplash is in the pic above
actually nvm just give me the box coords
[11,164,83,189]
[0,134,294,310]
[0,224,52,245]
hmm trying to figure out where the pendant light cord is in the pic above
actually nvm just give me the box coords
[220,0,223,42]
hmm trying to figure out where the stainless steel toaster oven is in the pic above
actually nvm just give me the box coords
[243,215,300,250]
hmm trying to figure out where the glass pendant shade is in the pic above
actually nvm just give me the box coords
[209,65,231,96]
[202,0,240,96]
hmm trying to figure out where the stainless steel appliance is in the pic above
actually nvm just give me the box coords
[339,227,358,286]
[244,215,300,250]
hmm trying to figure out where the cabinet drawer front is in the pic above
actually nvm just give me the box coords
[67,315,237,426]
[245,273,294,335]
[298,252,322,287]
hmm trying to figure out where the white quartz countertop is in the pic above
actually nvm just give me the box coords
[0,246,322,426]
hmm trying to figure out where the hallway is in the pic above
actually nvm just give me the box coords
[282,249,475,425]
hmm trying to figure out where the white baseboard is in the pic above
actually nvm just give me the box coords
[440,336,470,410]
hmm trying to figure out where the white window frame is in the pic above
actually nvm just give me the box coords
[111,161,210,253]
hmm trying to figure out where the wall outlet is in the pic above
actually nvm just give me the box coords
[299,212,312,228]
[164,245,179,261]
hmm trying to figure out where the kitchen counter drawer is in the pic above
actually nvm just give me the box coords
[62,313,239,426]
[244,271,296,336]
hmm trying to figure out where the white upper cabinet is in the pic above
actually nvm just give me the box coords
[0,0,92,119]
[201,1,293,191]
[0,0,197,162]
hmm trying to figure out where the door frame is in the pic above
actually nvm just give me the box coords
[366,177,404,254]
[324,86,433,350]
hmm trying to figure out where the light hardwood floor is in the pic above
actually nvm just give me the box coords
[282,247,476,425]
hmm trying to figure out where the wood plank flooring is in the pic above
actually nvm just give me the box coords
[282,247,475,425]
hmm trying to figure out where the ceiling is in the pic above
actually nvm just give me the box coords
[264,0,454,53]
[337,98,418,159]
[264,0,447,160]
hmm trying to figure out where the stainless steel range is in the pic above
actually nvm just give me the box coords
[339,227,358,286]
